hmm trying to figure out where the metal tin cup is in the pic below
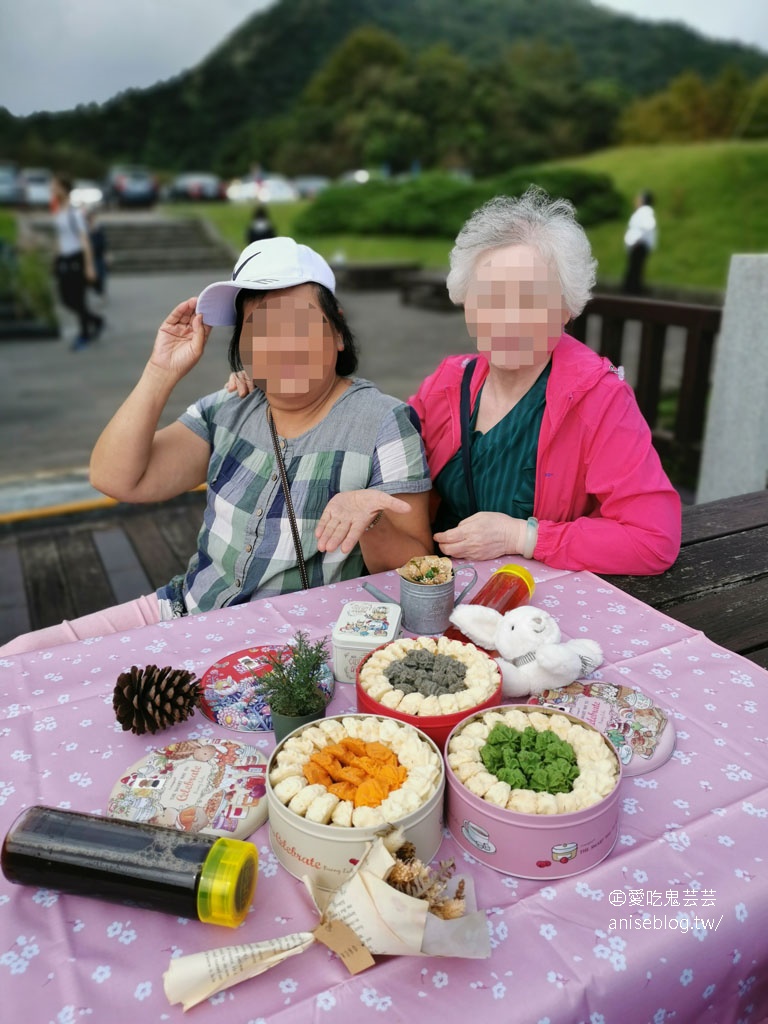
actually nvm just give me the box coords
[399,566,478,634]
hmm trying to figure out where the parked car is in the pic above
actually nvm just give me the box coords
[292,175,330,199]
[70,179,104,209]
[20,167,53,207]
[0,163,22,206]
[104,165,159,208]
[338,169,373,185]
[226,173,299,204]
[166,172,225,202]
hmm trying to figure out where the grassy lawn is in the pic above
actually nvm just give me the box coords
[0,210,16,244]
[165,139,768,294]
[558,140,768,292]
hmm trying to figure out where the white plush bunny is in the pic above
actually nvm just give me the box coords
[448,604,603,698]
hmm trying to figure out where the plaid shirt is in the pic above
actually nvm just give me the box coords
[157,380,430,616]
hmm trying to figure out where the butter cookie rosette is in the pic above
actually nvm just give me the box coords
[445,705,622,880]
[267,713,445,891]
[356,635,502,749]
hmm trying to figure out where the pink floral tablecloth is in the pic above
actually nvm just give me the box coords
[1,560,767,1024]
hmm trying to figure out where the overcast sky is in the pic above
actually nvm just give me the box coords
[1,0,766,117]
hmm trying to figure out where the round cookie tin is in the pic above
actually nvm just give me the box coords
[355,639,502,750]
[199,645,335,732]
[445,705,623,879]
[266,714,445,892]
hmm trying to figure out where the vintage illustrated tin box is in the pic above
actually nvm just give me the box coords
[332,601,402,683]
[108,738,269,839]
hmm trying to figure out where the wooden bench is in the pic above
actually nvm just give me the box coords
[331,261,422,290]
[399,269,453,310]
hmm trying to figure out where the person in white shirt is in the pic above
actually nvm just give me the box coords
[622,190,657,295]
[52,176,104,350]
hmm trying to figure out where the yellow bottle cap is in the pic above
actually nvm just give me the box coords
[197,838,258,928]
[493,564,536,598]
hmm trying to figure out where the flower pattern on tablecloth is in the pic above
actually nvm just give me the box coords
[0,562,767,1023]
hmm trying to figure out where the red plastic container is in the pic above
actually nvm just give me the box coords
[443,564,535,643]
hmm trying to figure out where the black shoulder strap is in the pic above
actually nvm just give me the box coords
[460,358,479,516]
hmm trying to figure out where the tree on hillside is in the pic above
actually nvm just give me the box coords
[265,31,623,178]
[736,74,768,138]
[620,66,764,143]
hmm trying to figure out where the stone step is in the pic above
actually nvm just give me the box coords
[23,214,234,273]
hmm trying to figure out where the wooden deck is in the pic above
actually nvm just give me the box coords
[0,492,206,645]
[2,489,767,667]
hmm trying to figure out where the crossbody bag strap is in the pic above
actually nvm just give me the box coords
[267,407,310,590]
[460,357,479,516]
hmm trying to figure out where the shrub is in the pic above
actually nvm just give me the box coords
[294,167,623,237]
[487,167,625,226]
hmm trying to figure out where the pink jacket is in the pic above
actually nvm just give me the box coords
[408,335,681,575]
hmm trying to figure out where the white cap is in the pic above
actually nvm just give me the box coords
[197,237,336,326]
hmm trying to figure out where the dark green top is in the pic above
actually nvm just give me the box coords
[433,361,551,533]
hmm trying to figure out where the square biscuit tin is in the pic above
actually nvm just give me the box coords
[331,601,402,683]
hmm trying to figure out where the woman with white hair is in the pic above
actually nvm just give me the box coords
[409,188,680,575]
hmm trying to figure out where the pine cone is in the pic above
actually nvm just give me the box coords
[113,665,200,735]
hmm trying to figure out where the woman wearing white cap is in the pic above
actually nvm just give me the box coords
[2,238,432,654]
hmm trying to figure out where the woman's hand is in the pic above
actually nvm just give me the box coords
[316,490,412,555]
[434,512,526,561]
[225,371,255,398]
[148,298,211,380]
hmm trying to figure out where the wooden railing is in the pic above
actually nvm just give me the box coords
[569,294,722,479]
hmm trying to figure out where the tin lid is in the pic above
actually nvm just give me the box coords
[527,681,675,776]
[199,645,335,732]
[108,739,268,839]
[332,601,402,650]
[197,837,258,927]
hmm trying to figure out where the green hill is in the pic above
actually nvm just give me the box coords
[558,140,768,292]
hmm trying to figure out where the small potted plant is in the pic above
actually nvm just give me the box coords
[254,631,333,743]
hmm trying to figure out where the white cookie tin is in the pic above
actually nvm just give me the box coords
[267,713,444,892]
[331,601,402,683]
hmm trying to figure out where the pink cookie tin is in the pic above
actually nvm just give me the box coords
[266,714,445,892]
[445,705,623,880]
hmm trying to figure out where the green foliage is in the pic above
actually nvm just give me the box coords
[294,168,623,237]
[739,74,768,137]
[490,168,625,226]
[253,631,331,717]
[16,249,57,327]
[620,66,766,144]
[0,210,16,245]
[0,216,57,327]
[179,139,768,291]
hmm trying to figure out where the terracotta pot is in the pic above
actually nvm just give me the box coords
[270,709,326,745]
